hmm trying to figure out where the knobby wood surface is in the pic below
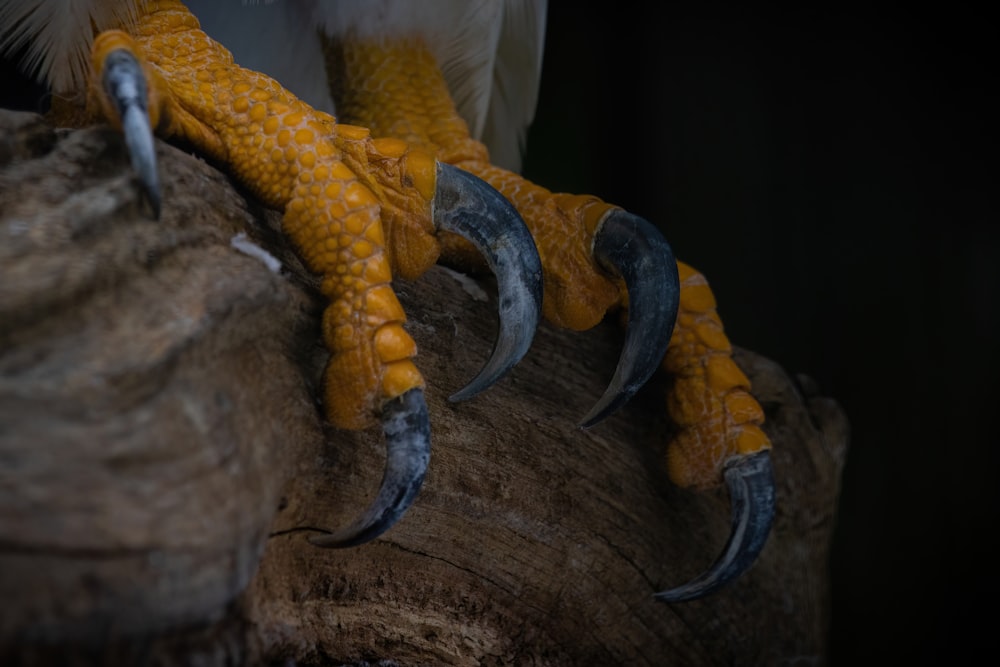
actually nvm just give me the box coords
[0,110,849,666]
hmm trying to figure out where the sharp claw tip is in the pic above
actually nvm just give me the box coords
[586,210,679,428]
[652,451,775,603]
[447,385,481,403]
[432,163,542,402]
[308,531,367,550]
[653,585,709,604]
[310,389,431,550]
[578,390,628,429]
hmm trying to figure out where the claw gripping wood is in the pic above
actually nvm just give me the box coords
[90,0,437,428]
[663,262,771,488]
[328,35,772,487]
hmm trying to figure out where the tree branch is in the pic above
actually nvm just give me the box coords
[0,110,848,666]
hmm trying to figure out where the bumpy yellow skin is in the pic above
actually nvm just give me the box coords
[88,2,441,429]
[82,3,769,489]
[328,38,771,489]
[664,263,769,488]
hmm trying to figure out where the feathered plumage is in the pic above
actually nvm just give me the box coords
[303,0,546,171]
[0,0,547,171]
[0,0,144,92]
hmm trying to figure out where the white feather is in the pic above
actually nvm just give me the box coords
[230,232,282,273]
[1,0,548,172]
[310,0,547,172]
[187,0,335,115]
[312,1,502,139]
[0,0,144,92]
[479,0,547,172]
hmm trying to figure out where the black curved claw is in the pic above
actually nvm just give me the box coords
[310,388,431,548]
[102,48,161,218]
[655,450,776,602]
[433,162,543,402]
[580,209,679,427]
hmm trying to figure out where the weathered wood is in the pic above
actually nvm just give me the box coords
[0,110,848,666]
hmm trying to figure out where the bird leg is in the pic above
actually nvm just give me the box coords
[324,35,775,600]
[80,0,543,545]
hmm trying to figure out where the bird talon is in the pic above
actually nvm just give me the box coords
[654,450,775,602]
[98,46,161,218]
[433,163,543,402]
[2,0,776,600]
[310,387,431,548]
[580,209,680,427]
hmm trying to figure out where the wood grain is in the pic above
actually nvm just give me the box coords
[0,110,848,666]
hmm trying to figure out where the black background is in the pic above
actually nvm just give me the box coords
[1,2,995,664]
[524,2,996,664]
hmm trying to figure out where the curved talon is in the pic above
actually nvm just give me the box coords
[433,162,543,402]
[310,388,431,548]
[102,49,161,218]
[580,210,679,427]
[655,450,775,602]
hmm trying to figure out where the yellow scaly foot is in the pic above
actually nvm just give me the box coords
[326,34,775,601]
[2,0,773,600]
[79,1,543,546]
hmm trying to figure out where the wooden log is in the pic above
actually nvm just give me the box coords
[0,110,849,666]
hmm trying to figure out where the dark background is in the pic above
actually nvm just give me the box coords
[524,2,996,664]
[1,2,994,664]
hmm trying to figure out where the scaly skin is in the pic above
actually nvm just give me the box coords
[327,37,771,489]
[86,1,446,429]
[664,263,769,488]
[76,0,770,491]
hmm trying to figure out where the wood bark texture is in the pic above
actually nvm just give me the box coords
[0,110,849,666]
